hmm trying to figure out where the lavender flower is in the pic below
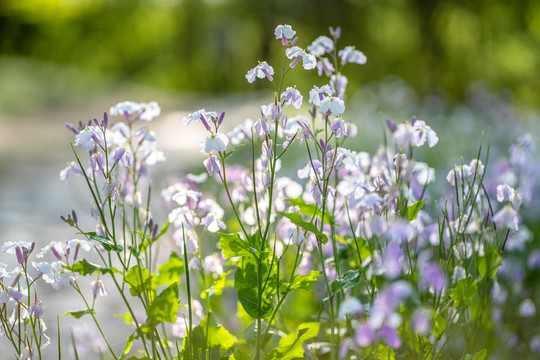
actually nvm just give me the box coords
[246,61,274,83]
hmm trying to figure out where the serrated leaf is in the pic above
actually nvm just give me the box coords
[87,232,124,253]
[63,309,95,319]
[285,198,335,225]
[451,277,478,308]
[156,252,184,286]
[406,198,428,221]
[281,270,322,293]
[477,245,501,280]
[64,259,118,276]
[278,212,328,244]
[219,233,253,259]
[264,322,319,360]
[123,265,153,297]
[146,283,180,328]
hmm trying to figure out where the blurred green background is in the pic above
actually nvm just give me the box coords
[1,0,540,112]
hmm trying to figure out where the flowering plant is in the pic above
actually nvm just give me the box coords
[1,24,538,360]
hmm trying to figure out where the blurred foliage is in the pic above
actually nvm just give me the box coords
[1,0,540,107]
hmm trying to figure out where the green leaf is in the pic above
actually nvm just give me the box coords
[146,283,180,328]
[225,144,245,158]
[406,198,428,221]
[278,212,328,244]
[281,270,322,293]
[181,315,236,359]
[234,257,274,319]
[219,233,253,259]
[432,311,446,338]
[123,265,153,297]
[202,270,232,299]
[243,320,271,346]
[115,313,134,325]
[63,309,95,319]
[229,350,250,360]
[477,244,501,280]
[451,277,478,308]
[265,322,319,360]
[285,198,335,225]
[64,259,118,276]
[331,269,363,293]
[156,252,184,286]
[462,349,487,360]
[87,232,124,253]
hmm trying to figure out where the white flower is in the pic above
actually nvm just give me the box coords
[2,241,33,254]
[285,46,317,70]
[183,109,217,126]
[493,205,519,232]
[392,119,438,149]
[307,36,334,57]
[319,96,345,115]
[274,24,296,40]
[338,46,367,65]
[109,101,161,122]
[200,133,229,155]
[246,61,274,83]
[497,183,522,210]
[32,261,76,290]
[308,85,332,106]
[74,126,105,151]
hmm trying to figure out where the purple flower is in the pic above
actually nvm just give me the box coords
[411,309,432,335]
[355,323,377,347]
[316,58,335,76]
[91,279,108,298]
[203,155,222,176]
[421,263,447,294]
[383,243,403,279]
[281,87,303,109]
[331,118,349,138]
[246,61,274,83]
[330,74,348,98]
[59,161,83,181]
[379,325,401,348]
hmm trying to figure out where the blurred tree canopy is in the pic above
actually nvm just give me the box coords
[1,0,539,106]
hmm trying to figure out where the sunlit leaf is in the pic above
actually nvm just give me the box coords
[278,212,328,244]
[156,252,184,286]
[451,277,478,308]
[264,322,319,360]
